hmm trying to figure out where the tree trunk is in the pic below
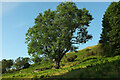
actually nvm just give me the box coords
[52,49,69,69]
[53,60,60,69]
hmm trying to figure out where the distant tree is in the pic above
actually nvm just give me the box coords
[25,2,93,69]
[14,57,23,69]
[14,57,30,69]
[99,1,120,56]
[22,57,30,69]
[7,59,13,69]
[1,59,7,73]
[2,59,13,73]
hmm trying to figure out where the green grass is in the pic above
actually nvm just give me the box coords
[2,44,120,79]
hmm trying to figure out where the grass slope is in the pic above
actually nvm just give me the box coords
[2,44,120,79]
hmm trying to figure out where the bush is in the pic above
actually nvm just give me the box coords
[67,57,74,62]
[23,63,30,69]
[74,55,77,58]
[67,55,77,62]
[40,75,44,78]
[84,51,95,57]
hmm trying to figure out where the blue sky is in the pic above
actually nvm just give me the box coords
[1,2,111,60]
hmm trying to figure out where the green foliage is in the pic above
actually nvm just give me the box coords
[14,57,30,70]
[67,57,74,62]
[99,1,120,56]
[67,55,77,62]
[31,55,42,64]
[23,63,30,69]
[25,2,93,69]
[2,59,13,73]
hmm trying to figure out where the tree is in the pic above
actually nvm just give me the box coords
[25,2,93,69]
[1,59,13,73]
[99,1,120,56]
[2,59,7,73]
[14,57,30,69]
[22,57,31,69]
[14,57,23,69]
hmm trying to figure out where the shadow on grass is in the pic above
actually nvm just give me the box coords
[50,62,120,79]
[2,60,120,80]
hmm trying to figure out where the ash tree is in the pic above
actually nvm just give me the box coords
[99,1,120,56]
[25,2,93,69]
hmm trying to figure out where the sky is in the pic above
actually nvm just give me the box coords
[1,2,112,61]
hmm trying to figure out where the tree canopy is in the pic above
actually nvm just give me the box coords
[2,59,13,73]
[14,57,30,69]
[99,1,120,56]
[31,54,42,64]
[26,2,93,69]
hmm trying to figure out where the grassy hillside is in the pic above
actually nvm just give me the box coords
[2,44,120,79]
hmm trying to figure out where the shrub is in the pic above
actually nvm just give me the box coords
[61,64,65,67]
[67,55,77,62]
[90,51,95,55]
[40,75,44,78]
[67,57,74,62]
[84,51,95,57]
[23,63,30,69]
[74,55,77,58]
